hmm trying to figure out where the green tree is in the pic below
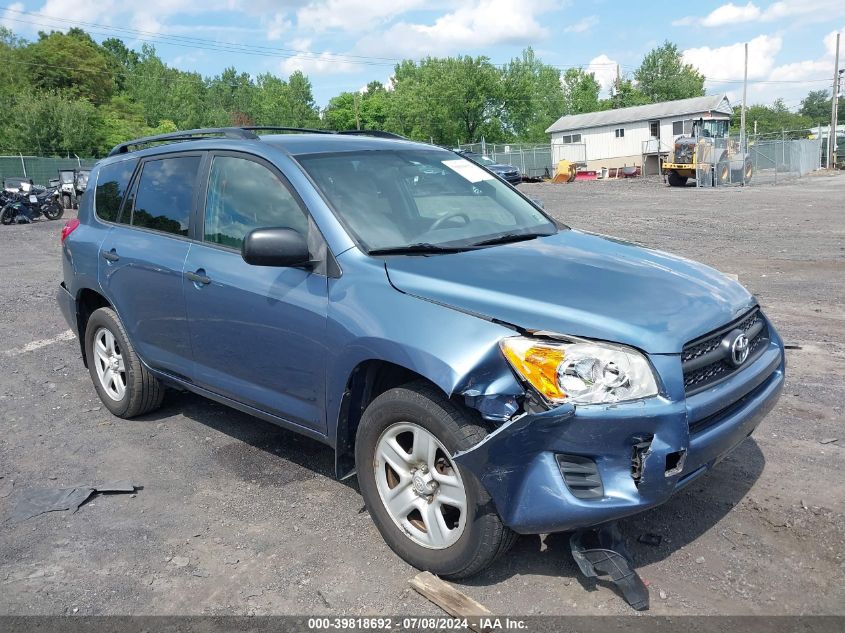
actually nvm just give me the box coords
[502,48,567,142]
[23,31,116,104]
[634,41,705,103]
[561,68,600,115]
[799,89,843,123]
[737,99,813,137]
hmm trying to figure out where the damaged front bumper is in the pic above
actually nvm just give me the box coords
[454,338,785,534]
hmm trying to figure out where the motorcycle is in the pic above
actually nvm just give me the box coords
[1,184,64,225]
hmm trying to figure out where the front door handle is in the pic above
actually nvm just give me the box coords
[185,270,211,285]
[101,249,119,262]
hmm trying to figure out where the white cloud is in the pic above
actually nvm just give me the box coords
[0,2,25,30]
[297,0,424,33]
[564,15,598,34]
[701,2,761,27]
[679,0,845,28]
[586,53,618,95]
[266,13,292,40]
[682,34,783,82]
[358,0,550,57]
[279,42,358,75]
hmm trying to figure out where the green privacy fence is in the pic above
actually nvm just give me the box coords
[0,156,97,187]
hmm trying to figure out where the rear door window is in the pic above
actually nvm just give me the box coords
[94,159,138,222]
[130,155,201,237]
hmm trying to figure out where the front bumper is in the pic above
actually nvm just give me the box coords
[454,336,784,534]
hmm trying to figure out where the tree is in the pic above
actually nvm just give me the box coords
[561,68,600,115]
[799,89,844,123]
[737,99,812,137]
[634,41,705,103]
[23,31,116,104]
[501,48,567,142]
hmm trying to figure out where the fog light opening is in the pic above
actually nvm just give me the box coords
[665,450,687,477]
[630,436,653,488]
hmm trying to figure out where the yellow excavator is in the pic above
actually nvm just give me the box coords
[663,118,753,187]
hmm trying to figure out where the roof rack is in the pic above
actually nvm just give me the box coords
[242,126,333,135]
[108,126,410,157]
[108,127,259,156]
[338,130,408,140]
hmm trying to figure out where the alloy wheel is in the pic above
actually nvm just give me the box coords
[93,327,126,401]
[373,422,468,549]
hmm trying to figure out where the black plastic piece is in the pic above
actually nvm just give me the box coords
[570,523,650,611]
[242,126,332,135]
[556,454,603,499]
[241,227,311,268]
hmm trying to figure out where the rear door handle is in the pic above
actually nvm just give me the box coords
[101,249,119,262]
[185,270,211,285]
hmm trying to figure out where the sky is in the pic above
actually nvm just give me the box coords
[1,0,843,112]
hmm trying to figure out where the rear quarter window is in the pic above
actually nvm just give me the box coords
[95,159,138,222]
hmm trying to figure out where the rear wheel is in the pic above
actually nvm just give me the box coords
[667,171,688,187]
[355,381,516,579]
[43,203,64,220]
[743,158,753,184]
[61,195,71,209]
[85,307,164,418]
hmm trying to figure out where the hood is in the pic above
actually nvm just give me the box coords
[384,230,755,354]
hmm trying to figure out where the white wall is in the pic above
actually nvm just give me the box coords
[551,111,731,163]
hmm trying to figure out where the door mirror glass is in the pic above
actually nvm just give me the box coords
[242,227,311,267]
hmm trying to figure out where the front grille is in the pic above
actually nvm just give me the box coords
[682,308,769,395]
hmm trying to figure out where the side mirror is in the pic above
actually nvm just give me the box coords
[242,227,311,268]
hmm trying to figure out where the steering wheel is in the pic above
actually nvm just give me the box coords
[429,212,470,231]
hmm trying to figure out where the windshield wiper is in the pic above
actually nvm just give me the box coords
[470,231,553,247]
[368,242,477,256]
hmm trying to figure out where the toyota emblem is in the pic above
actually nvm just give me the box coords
[730,332,750,366]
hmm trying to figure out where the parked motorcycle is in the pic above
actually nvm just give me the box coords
[1,184,64,225]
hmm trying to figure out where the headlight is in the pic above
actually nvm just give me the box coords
[500,337,658,405]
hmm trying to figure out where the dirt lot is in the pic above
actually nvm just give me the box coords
[1,173,844,617]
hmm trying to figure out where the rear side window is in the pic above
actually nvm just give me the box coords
[130,156,201,237]
[95,159,137,222]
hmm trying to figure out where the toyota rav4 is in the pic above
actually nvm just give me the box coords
[57,127,785,578]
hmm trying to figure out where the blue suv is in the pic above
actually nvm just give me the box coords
[58,127,785,578]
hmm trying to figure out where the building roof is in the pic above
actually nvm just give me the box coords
[545,94,731,134]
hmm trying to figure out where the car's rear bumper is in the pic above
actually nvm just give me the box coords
[57,282,76,332]
[454,337,784,534]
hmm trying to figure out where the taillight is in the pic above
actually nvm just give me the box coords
[61,218,80,243]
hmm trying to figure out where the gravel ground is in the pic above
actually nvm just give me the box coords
[1,173,843,617]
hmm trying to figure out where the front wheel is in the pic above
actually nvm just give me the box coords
[0,205,15,225]
[667,171,688,187]
[85,307,164,418]
[43,203,64,220]
[355,381,516,579]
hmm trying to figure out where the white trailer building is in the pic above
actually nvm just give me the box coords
[546,94,732,174]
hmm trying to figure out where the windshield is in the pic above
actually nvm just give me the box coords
[60,172,74,183]
[466,153,496,166]
[696,119,729,139]
[296,149,556,252]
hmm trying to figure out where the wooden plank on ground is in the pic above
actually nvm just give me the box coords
[409,571,493,633]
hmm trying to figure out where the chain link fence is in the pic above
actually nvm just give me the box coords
[0,156,96,188]
[457,143,554,179]
[687,135,821,187]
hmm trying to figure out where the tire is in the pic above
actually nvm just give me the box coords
[43,203,64,220]
[62,195,71,209]
[667,171,687,187]
[355,381,517,579]
[716,161,730,185]
[743,158,753,184]
[1,205,15,225]
[85,307,164,418]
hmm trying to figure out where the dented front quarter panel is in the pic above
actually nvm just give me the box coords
[325,248,526,444]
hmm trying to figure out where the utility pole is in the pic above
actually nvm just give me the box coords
[830,32,840,169]
[740,42,748,151]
